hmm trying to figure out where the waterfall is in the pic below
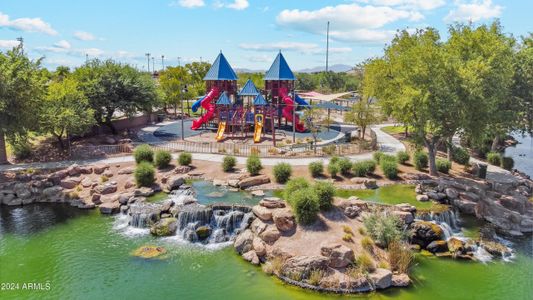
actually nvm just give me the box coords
[128,202,164,228]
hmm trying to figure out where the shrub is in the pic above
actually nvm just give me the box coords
[452,147,470,165]
[273,163,292,183]
[342,225,353,234]
[487,152,502,166]
[10,137,32,159]
[270,257,284,275]
[283,177,310,201]
[288,188,320,225]
[361,236,374,252]
[413,151,428,171]
[327,162,339,178]
[222,155,236,172]
[356,252,375,273]
[342,233,353,242]
[436,159,451,174]
[363,210,404,247]
[134,162,155,187]
[308,269,324,286]
[380,159,398,179]
[396,151,410,164]
[380,154,397,162]
[388,241,414,274]
[338,158,352,176]
[501,156,514,171]
[154,150,172,169]
[178,152,192,166]
[358,227,367,235]
[308,161,323,177]
[377,260,390,270]
[100,175,109,183]
[329,156,340,165]
[134,144,154,164]
[373,151,384,163]
[313,181,335,210]
[352,160,376,177]
[246,154,263,175]
[346,266,362,279]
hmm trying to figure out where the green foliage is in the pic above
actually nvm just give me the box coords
[487,152,502,166]
[413,151,428,171]
[327,162,339,178]
[452,147,470,165]
[178,152,192,166]
[154,150,172,169]
[436,159,452,174]
[246,154,262,175]
[356,252,375,273]
[134,162,155,187]
[396,151,410,164]
[134,144,154,164]
[222,155,236,172]
[288,188,320,225]
[361,236,375,252]
[363,210,405,247]
[501,156,514,170]
[329,156,340,165]
[388,241,414,274]
[344,98,380,139]
[8,135,32,159]
[283,178,311,202]
[273,162,292,183]
[337,158,352,176]
[313,181,335,210]
[308,161,323,177]
[373,151,384,163]
[380,159,398,179]
[352,160,377,177]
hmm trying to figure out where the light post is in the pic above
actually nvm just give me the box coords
[181,85,188,140]
[292,90,296,143]
[178,56,181,67]
[161,55,165,70]
[145,53,150,73]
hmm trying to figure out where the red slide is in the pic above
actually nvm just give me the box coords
[280,87,305,132]
[191,87,220,130]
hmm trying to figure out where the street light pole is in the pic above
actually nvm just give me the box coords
[292,90,296,143]
[145,53,150,73]
[181,85,188,140]
[178,56,181,67]
[161,55,165,70]
[152,57,155,73]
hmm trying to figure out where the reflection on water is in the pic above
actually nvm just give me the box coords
[505,133,533,177]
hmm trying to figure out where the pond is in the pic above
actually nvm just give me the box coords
[1,182,532,300]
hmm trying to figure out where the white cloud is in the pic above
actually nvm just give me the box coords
[83,48,104,57]
[170,0,205,8]
[0,39,20,49]
[54,40,71,49]
[362,0,446,11]
[227,0,249,10]
[239,41,352,55]
[445,0,503,22]
[73,31,97,41]
[0,12,57,35]
[277,4,423,43]
[246,55,271,63]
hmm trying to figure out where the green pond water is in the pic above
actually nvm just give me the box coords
[1,183,532,300]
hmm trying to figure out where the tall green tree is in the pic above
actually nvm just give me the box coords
[513,34,533,134]
[185,61,211,97]
[39,77,95,148]
[74,59,159,134]
[295,73,318,91]
[159,66,194,115]
[0,46,46,164]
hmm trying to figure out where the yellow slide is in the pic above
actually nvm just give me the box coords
[216,121,226,142]
[253,114,263,143]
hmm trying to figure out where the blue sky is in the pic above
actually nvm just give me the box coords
[0,0,531,71]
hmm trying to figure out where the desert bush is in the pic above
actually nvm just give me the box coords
[378,260,390,270]
[222,155,236,172]
[396,151,410,164]
[380,159,398,179]
[134,162,155,187]
[313,181,335,210]
[308,269,324,286]
[10,136,32,159]
[373,151,384,163]
[413,151,428,171]
[246,154,262,175]
[387,241,414,274]
[329,156,340,165]
[501,156,514,171]
[308,161,323,177]
[436,159,452,174]
[100,175,109,183]
[288,188,320,225]
[487,152,502,166]
[342,233,353,242]
[270,257,284,275]
[361,236,374,252]
[338,158,352,176]
[134,144,154,164]
[154,150,172,169]
[283,177,310,201]
[342,225,353,234]
[346,266,363,279]
[327,162,339,178]
[178,152,192,166]
[452,147,470,165]
[356,252,375,273]
[363,210,404,247]
[352,160,376,177]
[273,162,292,183]
[358,227,367,235]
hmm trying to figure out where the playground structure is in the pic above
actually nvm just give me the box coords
[190,51,309,144]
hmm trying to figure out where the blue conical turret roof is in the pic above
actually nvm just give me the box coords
[238,79,260,96]
[264,52,295,81]
[253,93,267,106]
[216,92,232,105]
[203,52,238,81]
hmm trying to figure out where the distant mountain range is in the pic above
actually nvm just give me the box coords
[235,64,354,74]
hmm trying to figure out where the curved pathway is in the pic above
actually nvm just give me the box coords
[0,124,403,171]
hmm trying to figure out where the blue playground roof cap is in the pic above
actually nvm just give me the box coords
[264,52,295,81]
[238,79,260,96]
[253,94,267,106]
[216,92,232,105]
[203,52,238,81]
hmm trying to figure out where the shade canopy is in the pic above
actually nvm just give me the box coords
[238,79,260,96]
[299,91,353,102]
[264,52,295,81]
[203,52,238,81]
[314,101,350,111]
[216,92,232,105]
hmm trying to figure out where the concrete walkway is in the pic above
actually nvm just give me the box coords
[0,124,404,171]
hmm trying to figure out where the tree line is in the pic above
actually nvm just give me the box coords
[360,21,532,175]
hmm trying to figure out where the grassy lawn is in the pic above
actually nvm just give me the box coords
[146,191,168,203]
[381,125,410,135]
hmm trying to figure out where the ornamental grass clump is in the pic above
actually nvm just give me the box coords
[283,177,310,201]
[436,159,452,174]
[396,151,410,164]
[134,162,155,187]
[413,151,428,171]
[363,210,405,248]
[134,144,154,164]
[373,151,384,163]
[387,241,414,274]
[356,252,375,273]
[289,188,320,225]
[154,150,172,169]
[452,146,470,165]
[313,181,335,210]
[337,158,352,176]
[487,152,502,166]
[273,162,292,183]
[222,155,236,172]
[380,159,398,179]
[352,160,376,177]
[328,162,339,178]
[308,161,323,177]
[178,152,192,166]
[246,154,263,175]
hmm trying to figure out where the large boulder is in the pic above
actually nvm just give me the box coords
[99,201,120,214]
[281,256,329,279]
[93,165,109,174]
[252,205,273,221]
[272,209,296,232]
[259,226,280,244]
[60,177,82,189]
[453,199,477,215]
[150,218,178,236]
[416,195,429,202]
[166,175,186,191]
[445,188,459,200]
[391,274,411,287]
[426,240,449,253]
[238,175,270,189]
[118,167,134,175]
[410,221,444,248]
[250,219,267,235]
[234,229,254,254]
[94,183,117,195]
[369,268,392,289]
[242,250,260,265]
[67,164,81,177]
[259,197,285,209]
[42,186,63,200]
[447,237,465,254]
[392,211,414,225]
[252,237,266,256]
[320,244,355,268]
